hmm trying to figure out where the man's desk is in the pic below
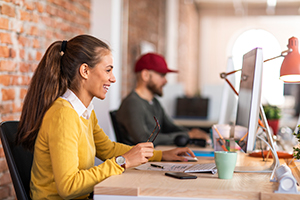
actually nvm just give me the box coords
[173,118,217,129]
[94,147,300,200]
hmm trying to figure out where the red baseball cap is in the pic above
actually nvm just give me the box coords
[134,53,178,73]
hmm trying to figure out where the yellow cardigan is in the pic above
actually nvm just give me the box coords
[30,98,162,199]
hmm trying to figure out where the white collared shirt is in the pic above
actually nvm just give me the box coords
[61,89,94,120]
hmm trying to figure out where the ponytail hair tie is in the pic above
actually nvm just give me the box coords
[60,40,67,56]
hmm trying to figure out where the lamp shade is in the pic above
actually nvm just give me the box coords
[280,37,300,83]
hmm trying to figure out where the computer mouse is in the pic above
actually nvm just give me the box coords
[181,156,198,162]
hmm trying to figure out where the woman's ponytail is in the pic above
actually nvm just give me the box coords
[16,41,68,151]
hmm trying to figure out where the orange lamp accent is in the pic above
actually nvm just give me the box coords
[279,37,300,83]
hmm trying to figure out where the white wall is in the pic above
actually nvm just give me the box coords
[90,0,123,141]
[199,14,300,88]
[90,2,300,124]
[165,0,179,85]
[158,0,185,118]
[198,14,300,121]
[89,0,183,140]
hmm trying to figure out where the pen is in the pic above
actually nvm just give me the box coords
[213,125,228,151]
[151,163,164,169]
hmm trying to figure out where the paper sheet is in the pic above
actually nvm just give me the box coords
[135,162,193,172]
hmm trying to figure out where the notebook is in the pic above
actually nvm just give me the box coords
[135,162,217,174]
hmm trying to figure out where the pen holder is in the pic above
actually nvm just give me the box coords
[212,124,230,151]
[216,137,245,151]
[212,124,248,151]
[216,138,230,151]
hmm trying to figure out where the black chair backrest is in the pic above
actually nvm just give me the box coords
[0,121,33,200]
[109,110,128,144]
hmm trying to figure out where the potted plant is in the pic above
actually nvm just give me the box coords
[293,128,300,159]
[263,105,281,135]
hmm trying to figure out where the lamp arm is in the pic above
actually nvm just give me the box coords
[224,78,239,96]
[219,49,290,100]
[221,50,289,79]
[263,49,289,62]
[220,69,241,79]
[220,50,289,92]
[220,69,241,96]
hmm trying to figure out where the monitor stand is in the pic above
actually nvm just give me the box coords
[234,104,280,182]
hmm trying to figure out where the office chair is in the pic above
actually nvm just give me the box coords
[109,110,128,144]
[0,121,33,200]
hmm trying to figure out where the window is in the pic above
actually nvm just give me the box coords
[232,29,284,106]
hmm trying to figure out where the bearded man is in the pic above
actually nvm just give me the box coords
[116,53,208,146]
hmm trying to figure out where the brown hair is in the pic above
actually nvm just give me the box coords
[16,35,110,151]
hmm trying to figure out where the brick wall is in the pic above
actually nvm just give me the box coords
[121,0,200,98]
[178,0,199,96]
[0,0,90,199]
[121,0,167,98]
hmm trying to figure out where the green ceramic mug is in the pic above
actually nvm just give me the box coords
[214,151,237,179]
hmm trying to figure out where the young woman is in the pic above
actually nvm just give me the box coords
[15,35,195,199]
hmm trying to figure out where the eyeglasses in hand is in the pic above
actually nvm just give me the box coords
[146,116,161,143]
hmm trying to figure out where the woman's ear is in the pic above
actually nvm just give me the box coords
[79,63,89,80]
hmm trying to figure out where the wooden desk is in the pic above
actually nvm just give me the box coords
[94,148,300,200]
[173,118,217,128]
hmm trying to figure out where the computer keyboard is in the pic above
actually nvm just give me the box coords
[184,163,217,174]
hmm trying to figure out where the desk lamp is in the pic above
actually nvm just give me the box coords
[220,37,300,155]
[279,37,300,83]
[221,36,300,94]
[220,37,300,154]
[220,36,300,193]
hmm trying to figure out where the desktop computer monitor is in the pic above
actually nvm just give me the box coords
[233,48,280,180]
[235,47,263,153]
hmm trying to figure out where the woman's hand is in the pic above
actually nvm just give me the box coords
[122,142,154,169]
[161,147,195,162]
